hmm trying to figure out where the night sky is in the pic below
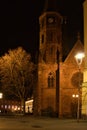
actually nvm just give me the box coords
[0,0,84,59]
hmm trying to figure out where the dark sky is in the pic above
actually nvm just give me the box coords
[0,0,84,58]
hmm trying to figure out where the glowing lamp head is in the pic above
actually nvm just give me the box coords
[75,52,85,66]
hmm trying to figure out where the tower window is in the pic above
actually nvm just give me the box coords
[50,47,53,55]
[42,34,44,43]
[47,32,53,42]
[42,19,44,28]
[48,72,54,88]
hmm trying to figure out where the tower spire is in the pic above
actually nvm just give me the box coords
[43,0,58,12]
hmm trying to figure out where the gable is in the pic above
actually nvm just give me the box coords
[64,40,84,65]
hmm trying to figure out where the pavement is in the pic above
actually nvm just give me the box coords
[0,116,87,130]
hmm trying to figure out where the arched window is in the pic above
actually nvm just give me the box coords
[42,34,44,43]
[48,72,54,88]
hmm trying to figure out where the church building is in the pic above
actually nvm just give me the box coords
[33,0,84,118]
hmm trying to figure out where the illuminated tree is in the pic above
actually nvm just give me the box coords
[0,47,36,114]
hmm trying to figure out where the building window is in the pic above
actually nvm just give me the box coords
[5,105,7,109]
[47,32,53,42]
[42,19,44,28]
[8,105,11,109]
[50,47,53,55]
[42,34,44,43]
[1,105,3,108]
[48,72,54,88]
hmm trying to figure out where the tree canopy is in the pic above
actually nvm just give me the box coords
[0,47,36,113]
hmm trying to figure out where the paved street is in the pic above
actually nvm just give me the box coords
[0,116,87,130]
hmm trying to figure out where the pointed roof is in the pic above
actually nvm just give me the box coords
[64,33,84,65]
[43,0,58,12]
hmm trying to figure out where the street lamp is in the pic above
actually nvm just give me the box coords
[74,52,84,122]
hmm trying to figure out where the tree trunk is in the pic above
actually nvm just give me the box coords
[21,98,25,115]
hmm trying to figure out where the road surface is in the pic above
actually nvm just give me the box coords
[0,116,87,130]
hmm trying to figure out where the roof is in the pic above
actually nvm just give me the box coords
[64,34,84,65]
[43,0,58,12]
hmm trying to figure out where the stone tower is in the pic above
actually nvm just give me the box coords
[34,0,62,116]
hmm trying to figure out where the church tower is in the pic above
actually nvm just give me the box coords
[34,0,62,116]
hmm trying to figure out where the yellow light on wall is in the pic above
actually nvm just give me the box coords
[0,93,3,99]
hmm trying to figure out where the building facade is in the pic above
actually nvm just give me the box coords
[0,99,21,114]
[59,38,84,118]
[34,0,84,118]
[82,0,87,117]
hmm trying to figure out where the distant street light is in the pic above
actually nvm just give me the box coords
[72,94,79,98]
[74,52,84,122]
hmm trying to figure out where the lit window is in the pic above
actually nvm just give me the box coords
[1,105,3,108]
[12,105,14,109]
[5,105,7,109]
[8,105,11,109]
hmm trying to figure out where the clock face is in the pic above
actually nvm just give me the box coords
[48,17,54,23]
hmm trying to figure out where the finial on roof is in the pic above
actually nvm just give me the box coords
[63,16,67,24]
[77,32,80,40]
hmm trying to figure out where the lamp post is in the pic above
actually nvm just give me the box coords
[75,52,84,122]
